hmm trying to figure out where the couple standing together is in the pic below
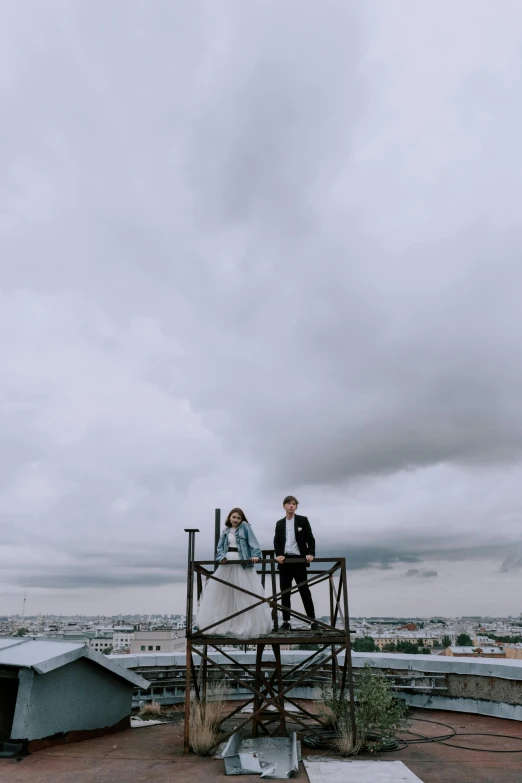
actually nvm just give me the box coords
[196,496,320,635]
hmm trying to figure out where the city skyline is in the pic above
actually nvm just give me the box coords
[2,1,522,616]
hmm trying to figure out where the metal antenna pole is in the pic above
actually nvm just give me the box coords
[184,528,199,753]
[214,509,221,571]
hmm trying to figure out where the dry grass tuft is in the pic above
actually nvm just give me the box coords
[334,716,363,757]
[189,684,228,756]
[138,701,163,720]
[317,701,337,727]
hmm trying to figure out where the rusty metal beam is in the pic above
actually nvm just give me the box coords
[183,528,199,754]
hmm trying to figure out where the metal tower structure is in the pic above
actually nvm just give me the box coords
[183,528,356,753]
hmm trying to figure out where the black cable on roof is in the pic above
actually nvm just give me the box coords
[302,716,522,755]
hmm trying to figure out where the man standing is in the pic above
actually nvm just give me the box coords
[274,495,319,631]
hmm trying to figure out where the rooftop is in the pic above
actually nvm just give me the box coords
[1,709,521,782]
[0,637,148,687]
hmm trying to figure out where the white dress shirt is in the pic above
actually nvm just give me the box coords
[285,518,300,555]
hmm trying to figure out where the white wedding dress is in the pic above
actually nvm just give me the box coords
[196,531,272,636]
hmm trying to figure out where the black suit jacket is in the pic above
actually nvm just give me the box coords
[274,514,316,567]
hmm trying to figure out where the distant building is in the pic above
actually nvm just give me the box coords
[445,646,505,658]
[372,632,437,650]
[88,636,113,653]
[112,629,134,651]
[130,631,185,654]
[505,644,522,660]
[472,636,497,647]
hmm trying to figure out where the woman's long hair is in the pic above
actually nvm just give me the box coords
[224,507,249,527]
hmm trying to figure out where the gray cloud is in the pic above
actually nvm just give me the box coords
[2,1,522,614]
[499,546,522,573]
[405,568,437,579]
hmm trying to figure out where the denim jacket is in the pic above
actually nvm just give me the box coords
[215,522,262,569]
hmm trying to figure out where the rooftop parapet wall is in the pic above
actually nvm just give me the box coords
[111,649,522,679]
[352,651,522,680]
[111,650,522,721]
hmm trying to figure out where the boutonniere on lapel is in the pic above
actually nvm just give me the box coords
[297,527,302,532]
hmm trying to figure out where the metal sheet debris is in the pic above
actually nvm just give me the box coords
[303,759,424,782]
[240,701,300,713]
[222,732,299,778]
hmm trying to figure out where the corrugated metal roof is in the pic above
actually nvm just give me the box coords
[0,639,85,667]
[0,638,150,689]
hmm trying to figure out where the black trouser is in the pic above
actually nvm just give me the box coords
[279,554,315,622]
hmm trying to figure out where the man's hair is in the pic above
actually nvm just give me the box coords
[283,495,299,506]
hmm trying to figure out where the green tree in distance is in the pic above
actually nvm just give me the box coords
[396,641,419,654]
[353,637,377,652]
[490,634,522,644]
[456,633,473,646]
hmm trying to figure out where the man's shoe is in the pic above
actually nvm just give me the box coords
[281,622,292,631]
[310,622,320,631]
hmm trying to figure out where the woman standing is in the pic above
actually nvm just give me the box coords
[196,508,272,636]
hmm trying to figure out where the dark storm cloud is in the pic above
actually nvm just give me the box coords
[3,541,190,590]
[344,548,421,571]
[174,2,522,489]
[20,568,181,590]
[2,1,522,612]
[2,527,515,592]
[324,526,522,576]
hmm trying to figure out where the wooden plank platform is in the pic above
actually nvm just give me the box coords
[191,629,346,645]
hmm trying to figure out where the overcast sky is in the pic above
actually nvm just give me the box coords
[2,1,522,619]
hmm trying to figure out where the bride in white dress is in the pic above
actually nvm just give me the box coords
[196,508,272,636]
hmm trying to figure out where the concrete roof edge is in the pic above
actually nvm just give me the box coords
[0,638,30,651]
[32,645,87,674]
[84,648,151,689]
[349,651,522,679]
